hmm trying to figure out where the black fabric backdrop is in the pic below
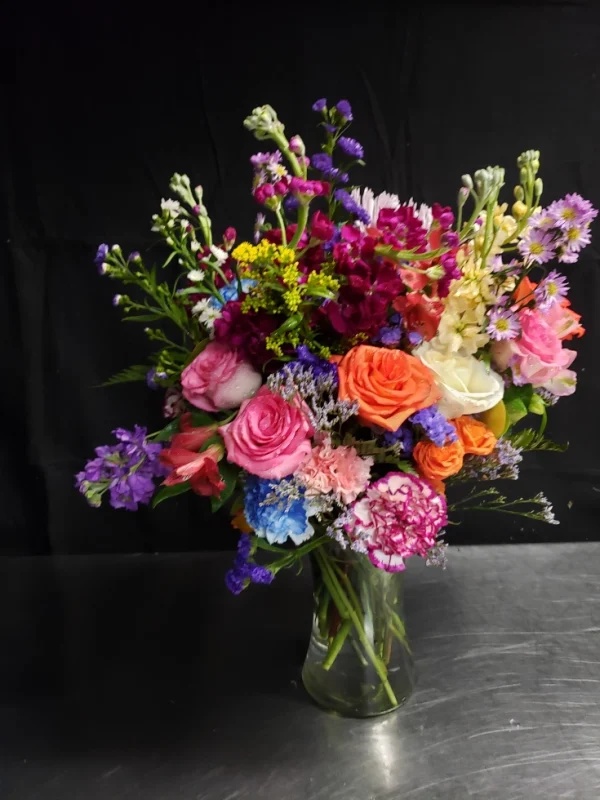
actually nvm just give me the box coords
[2,1,599,554]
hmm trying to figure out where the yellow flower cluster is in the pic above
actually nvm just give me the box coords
[232,240,297,270]
[436,250,494,355]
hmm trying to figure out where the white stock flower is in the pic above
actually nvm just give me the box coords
[415,341,504,419]
[191,298,222,333]
[209,245,229,266]
[160,198,181,218]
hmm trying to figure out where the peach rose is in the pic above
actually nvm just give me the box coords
[335,345,441,431]
[453,416,497,456]
[413,438,464,481]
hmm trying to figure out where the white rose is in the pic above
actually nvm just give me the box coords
[415,341,504,419]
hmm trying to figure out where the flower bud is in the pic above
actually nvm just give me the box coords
[112,294,123,307]
[223,227,236,250]
[426,265,445,280]
[288,135,305,156]
[111,244,121,253]
[457,186,470,207]
[512,200,528,219]
[513,185,524,201]
[519,167,528,185]
[534,178,543,196]
[99,263,109,275]
[461,174,473,190]
[243,105,285,141]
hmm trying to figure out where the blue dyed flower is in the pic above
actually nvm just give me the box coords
[244,476,314,545]
[209,279,255,310]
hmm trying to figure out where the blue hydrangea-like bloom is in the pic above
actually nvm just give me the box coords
[244,476,314,545]
[208,279,255,310]
[409,405,458,447]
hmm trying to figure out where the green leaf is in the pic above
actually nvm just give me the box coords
[152,481,191,508]
[508,428,568,453]
[211,462,239,512]
[152,419,181,442]
[100,364,149,387]
[504,383,534,406]
[122,314,165,322]
[504,397,528,428]
[528,394,545,415]
[162,251,178,269]
[184,339,210,367]
[190,410,218,428]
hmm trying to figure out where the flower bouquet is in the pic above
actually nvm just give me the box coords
[78,97,595,716]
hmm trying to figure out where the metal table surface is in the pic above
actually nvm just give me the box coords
[1,543,599,799]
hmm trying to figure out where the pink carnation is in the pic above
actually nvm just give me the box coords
[345,473,447,572]
[297,437,373,504]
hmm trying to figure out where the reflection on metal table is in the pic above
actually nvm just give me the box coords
[1,543,599,799]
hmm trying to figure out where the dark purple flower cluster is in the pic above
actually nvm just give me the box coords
[225,534,274,595]
[309,152,349,185]
[334,189,370,225]
[383,425,415,456]
[292,345,339,384]
[75,426,167,510]
[410,405,458,447]
[337,136,364,160]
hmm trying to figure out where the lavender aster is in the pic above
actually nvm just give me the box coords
[534,270,569,310]
[518,228,555,264]
[337,136,364,159]
[487,308,520,341]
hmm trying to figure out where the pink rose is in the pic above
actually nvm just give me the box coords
[181,342,262,412]
[219,387,313,479]
[492,309,576,388]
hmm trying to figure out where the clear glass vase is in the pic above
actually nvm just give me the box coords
[302,541,415,717]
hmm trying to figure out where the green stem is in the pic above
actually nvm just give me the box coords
[315,549,398,707]
[289,204,309,249]
[274,207,288,245]
[323,620,353,670]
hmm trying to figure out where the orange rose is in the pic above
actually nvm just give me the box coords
[335,345,441,431]
[413,439,464,481]
[453,416,497,456]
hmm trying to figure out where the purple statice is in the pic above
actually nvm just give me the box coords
[336,99,353,122]
[312,98,327,112]
[536,387,559,407]
[311,152,333,173]
[283,195,300,214]
[293,345,339,384]
[487,308,521,341]
[334,189,370,225]
[518,229,555,264]
[322,226,342,253]
[534,270,569,310]
[94,243,109,274]
[458,439,523,482]
[408,331,424,346]
[75,426,167,511]
[267,361,357,432]
[324,123,337,134]
[337,136,364,159]
[410,405,458,448]
[146,367,168,390]
[225,534,275,595]
[383,425,414,456]
[377,325,402,346]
